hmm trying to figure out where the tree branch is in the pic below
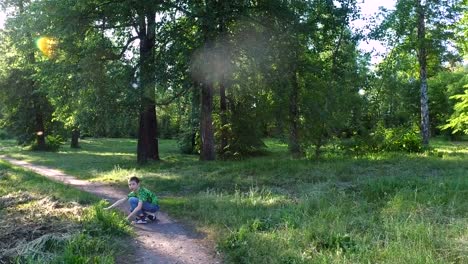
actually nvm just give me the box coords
[160,1,196,18]
[157,87,191,106]
[100,35,138,61]
[118,35,139,58]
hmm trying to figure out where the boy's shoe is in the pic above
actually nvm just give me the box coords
[147,213,157,222]
[134,218,147,224]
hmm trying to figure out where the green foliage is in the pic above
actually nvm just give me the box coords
[345,123,424,153]
[82,202,132,237]
[369,53,420,129]
[30,135,63,152]
[372,0,465,145]
[219,225,250,261]
[178,129,200,155]
[441,88,468,135]
[311,233,357,253]
[216,102,267,159]
[379,126,424,153]
[0,129,11,140]
[57,234,114,264]
[429,68,468,135]
[0,0,464,162]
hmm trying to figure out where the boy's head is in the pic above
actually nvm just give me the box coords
[128,176,140,191]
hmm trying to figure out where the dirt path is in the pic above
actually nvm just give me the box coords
[0,156,222,264]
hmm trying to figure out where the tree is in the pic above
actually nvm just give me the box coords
[428,68,467,136]
[36,0,182,162]
[262,0,363,157]
[0,0,55,149]
[188,0,249,160]
[375,0,464,146]
[441,88,468,135]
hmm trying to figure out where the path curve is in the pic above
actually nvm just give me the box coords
[0,156,221,264]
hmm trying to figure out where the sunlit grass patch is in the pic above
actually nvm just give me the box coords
[90,165,137,183]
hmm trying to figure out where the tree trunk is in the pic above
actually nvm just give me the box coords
[35,111,46,149]
[417,1,430,146]
[137,104,159,163]
[218,15,228,155]
[200,81,215,160]
[20,0,47,150]
[315,140,322,159]
[137,8,159,164]
[219,79,228,154]
[190,83,200,153]
[289,69,301,157]
[199,1,216,161]
[71,128,80,148]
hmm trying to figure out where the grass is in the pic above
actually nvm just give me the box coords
[1,137,467,263]
[0,160,133,263]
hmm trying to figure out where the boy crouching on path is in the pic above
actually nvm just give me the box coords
[105,176,159,224]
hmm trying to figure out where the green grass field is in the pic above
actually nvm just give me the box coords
[1,138,467,263]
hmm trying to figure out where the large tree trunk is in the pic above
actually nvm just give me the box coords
[137,8,159,164]
[219,78,228,154]
[19,0,47,150]
[199,1,216,161]
[218,16,228,155]
[71,128,80,148]
[189,82,201,153]
[137,104,159,162]
[200,81,215,160]
[35,110,46,149]
[417,1,430,146]
[289,69,301,157]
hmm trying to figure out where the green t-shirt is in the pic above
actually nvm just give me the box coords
[128,187,158,205]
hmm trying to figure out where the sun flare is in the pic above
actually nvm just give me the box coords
[36,36,57,58]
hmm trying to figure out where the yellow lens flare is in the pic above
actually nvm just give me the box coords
[36,36,57,58]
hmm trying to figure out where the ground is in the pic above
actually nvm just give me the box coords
[0,138,467,263]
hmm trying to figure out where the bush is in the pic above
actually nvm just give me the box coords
[214,109,267,160]
[341,124,424,154]
[0,129,11,140]
[31,135,64,152]
[82,202,132,237]
[177,130,200,155]
[380,126,423,153]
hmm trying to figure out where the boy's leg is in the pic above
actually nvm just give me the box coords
[141,202,159,221]
[128,197,144,218]
[141,202,159,213]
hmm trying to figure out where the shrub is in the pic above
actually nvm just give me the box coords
[0,129,11,140]
[380,126,423,153]
[82,202,132,237]
[177,130,200,155]
[30,135,63,152]
[340,124,424,154]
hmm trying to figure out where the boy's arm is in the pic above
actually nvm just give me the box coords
[126,200,143,221]
[104,197,127,210]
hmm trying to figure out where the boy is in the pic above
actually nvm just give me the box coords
[105,176,159,224]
